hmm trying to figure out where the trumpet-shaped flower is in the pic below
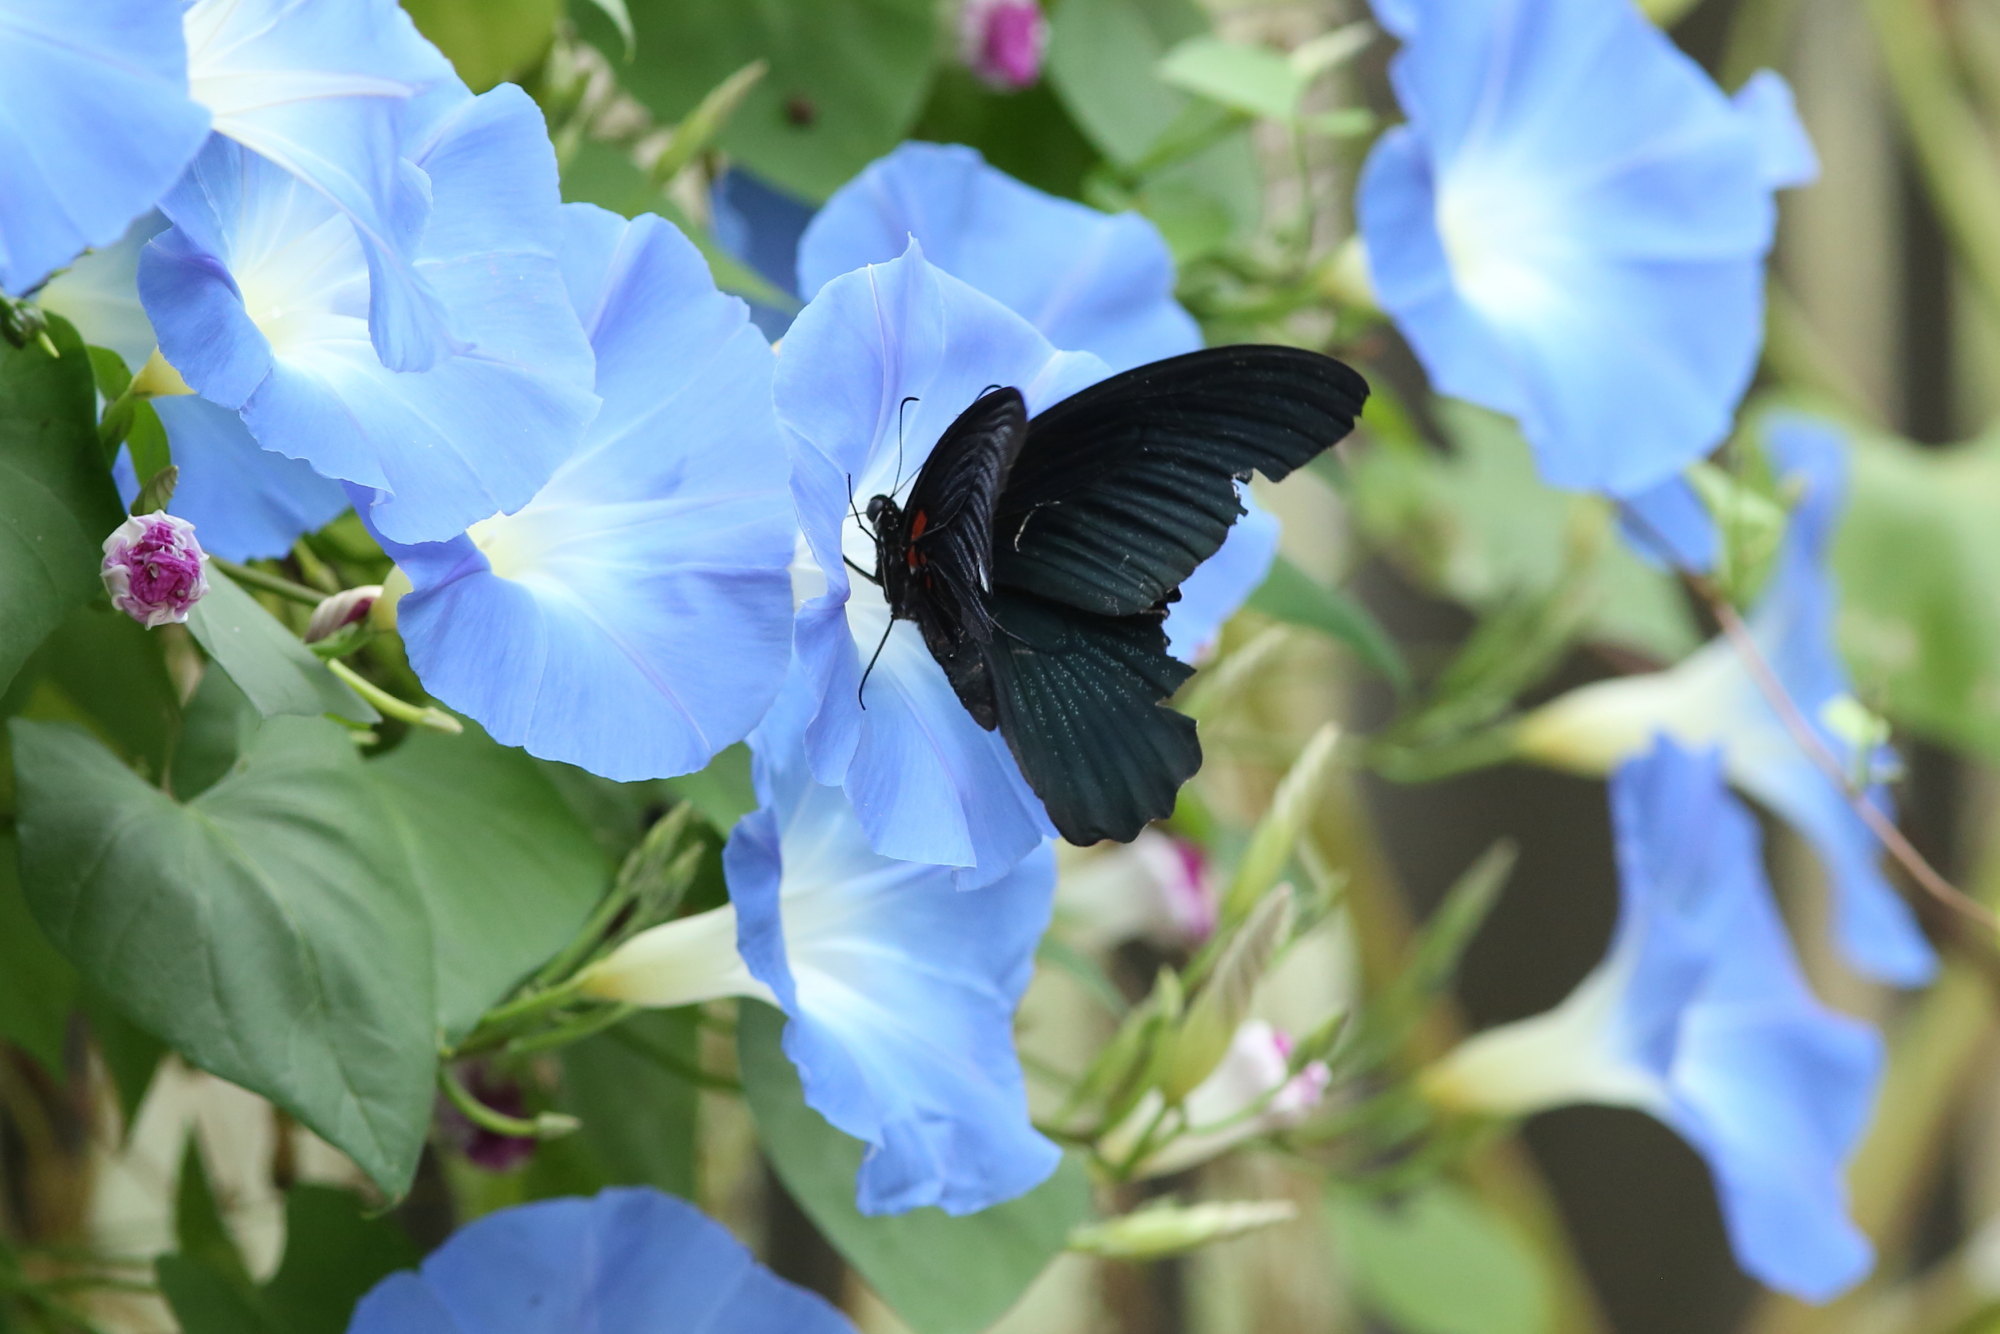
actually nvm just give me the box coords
[800,141,1273,660]
[1426,739,1880,1302]
[581,715,1062,1215]
[800,143,1199,374]
[379,204,796,780]
[347,1188,855,1333]
[140,82,598,546]
[780,242,1105,880]
[2,0,455,365]
[182,0,458,370]
[1358,0,1816,496]
[0,2,208,295]
[1517,417,1934,985]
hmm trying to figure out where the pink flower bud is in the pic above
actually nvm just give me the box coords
[100,512,209,628]
[304,584,383,643]
[960,0,1049,91]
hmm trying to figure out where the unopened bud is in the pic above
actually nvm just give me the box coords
[1071,1199,1297,1260]
[305,585,384,644]
[101,512,209,628]
[960,0,1049,90]
[1,295,49,350]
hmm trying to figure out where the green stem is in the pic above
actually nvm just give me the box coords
[437,1065,578,1140]
[1365,723,1522,784]
[212,557,325,607]
[506,1003,637,1057]
[454,977,590,1056]
[326,660,462,734]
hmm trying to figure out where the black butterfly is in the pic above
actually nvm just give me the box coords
[859,344,1368,846]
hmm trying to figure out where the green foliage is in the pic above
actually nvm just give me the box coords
[11,717,437,1193]
[739,1003,1092,1334]
[0,318,124,693]
[0,830,76,1077]
[403,0,560,90]
[187,574,377,724]
[1048,0,1208,165]
[1835,425,2000,763]
[161,1159,420,1334]
[374,727,609,1041]
[1328,1181,1553,1334]
[1346,400,1699,663]
[596,0,937,200]
[553,1010,702,1198]
[1248,554,1410,688]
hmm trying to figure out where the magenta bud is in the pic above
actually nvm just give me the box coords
[960,0,1048,90]
[100,512,209,628]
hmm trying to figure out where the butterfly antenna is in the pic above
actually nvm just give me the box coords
[856,619,893,710]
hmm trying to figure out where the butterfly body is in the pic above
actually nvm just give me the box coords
[864,345,1367,845]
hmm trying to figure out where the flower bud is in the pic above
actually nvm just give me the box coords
[1070,1199,1298,1260]
[305,584,384,644]
[960,0,1049,90]
[100,512,209,628]
[1102,1020,1331,1178]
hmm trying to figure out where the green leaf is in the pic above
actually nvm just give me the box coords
[1048,0,1208,165]
[1345,400,1699,662]
[0,830,76,1076]
[1328,1181,1553,1334]
[174,1140,255,1296]
[662,742,756,833]
[599,0,937,200]
[13,603,180,779]
[186,573,377,724]
[911,69,1103,200]
[739,1003,1090,1334]
[371,727,608,1040]
[557,1010,701,1197]
[157,1255,274,1334]
[0,317,124,692]
[260,1186,422,1334]
[1835,426,2000,762]
[1248,555,1409,688]
[82,988,166,1129]
[403,0,559,89]
[11,717,437,1193]
[1157,36,1308,122]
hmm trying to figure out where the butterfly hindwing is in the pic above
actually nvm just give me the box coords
[994,346,1367,617]
[983,591,1200,845]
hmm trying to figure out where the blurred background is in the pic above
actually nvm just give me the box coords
[10,1,2000,1332]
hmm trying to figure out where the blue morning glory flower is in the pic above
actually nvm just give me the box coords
[140,81,599,546]
[379,203,796,780]
[778,241,1106,881]
[582,697,1062,1216]
[0,2,209,296]
[1358,0,1817,496]
[800,141,1273,659]
[1519,416,1935,985]
[347,1188,855,1333]
[710,167,815,340]
[1427,738,1880,1302]
[182,0,459,370]
[799,142,1201,374]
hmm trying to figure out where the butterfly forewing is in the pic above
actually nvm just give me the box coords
[994,346,1368,617]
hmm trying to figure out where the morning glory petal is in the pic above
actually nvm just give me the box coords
[1618,473,1718,573]
[1516,415,1935,986]
[184,0,457,370]
[728,719,1063,1215]
[799,141,1201,374]
[152,395,349,561]
[1432,739,1880,1301]
[0,1,209,296]
[143,83,598,545]
[346,1188,855,1334]
[710,166,815,338]
[776,241,1103,880]
[1166,493,1279,660]
[387,205,795,780]
[35,213,168,371]
[1359,0,1807,495]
